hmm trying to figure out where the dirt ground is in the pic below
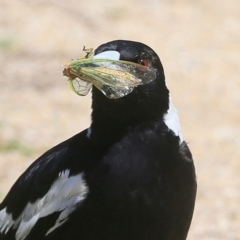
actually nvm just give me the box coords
[0,0,240,239]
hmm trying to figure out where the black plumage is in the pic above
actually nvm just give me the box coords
[0,40,196,240]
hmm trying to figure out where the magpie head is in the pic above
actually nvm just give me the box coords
[92,40,169,125]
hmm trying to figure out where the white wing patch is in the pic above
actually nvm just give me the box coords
[0,208,16,233]
[163,96,184,144]
[0,170,88,240]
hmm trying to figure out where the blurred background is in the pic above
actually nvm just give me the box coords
[0,0,240,239]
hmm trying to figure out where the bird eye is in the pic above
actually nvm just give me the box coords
[139,58,149,67]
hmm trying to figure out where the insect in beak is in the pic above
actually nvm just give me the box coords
[63,47,156,99]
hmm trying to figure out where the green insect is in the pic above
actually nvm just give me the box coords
[63,47,156,99]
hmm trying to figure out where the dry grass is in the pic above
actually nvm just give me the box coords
[0,0,240,239]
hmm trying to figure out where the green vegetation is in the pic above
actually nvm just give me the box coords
[0,139,33,156]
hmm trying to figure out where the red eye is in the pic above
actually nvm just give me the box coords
[139,59,149,67]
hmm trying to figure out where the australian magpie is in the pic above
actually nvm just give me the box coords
[0,40,197,240]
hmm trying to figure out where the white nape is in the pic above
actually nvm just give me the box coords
[0,170,88,240]
[93,50,120,60]
[163,96,184,144]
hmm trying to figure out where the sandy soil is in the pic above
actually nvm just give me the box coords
[0,0,240,239]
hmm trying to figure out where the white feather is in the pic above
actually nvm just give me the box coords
[163,96,184,144]
[0,208,17,233]
[0,170,88,240]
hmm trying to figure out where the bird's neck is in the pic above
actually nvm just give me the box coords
[89,87,169,148]
[90,116,154,150]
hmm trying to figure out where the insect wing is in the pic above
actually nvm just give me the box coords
[68,77,92,96]
[90,59,156,85]
[101,85,134,99]
[79,67,135,99]
[69,59,156,86]
[65,59,156,99]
